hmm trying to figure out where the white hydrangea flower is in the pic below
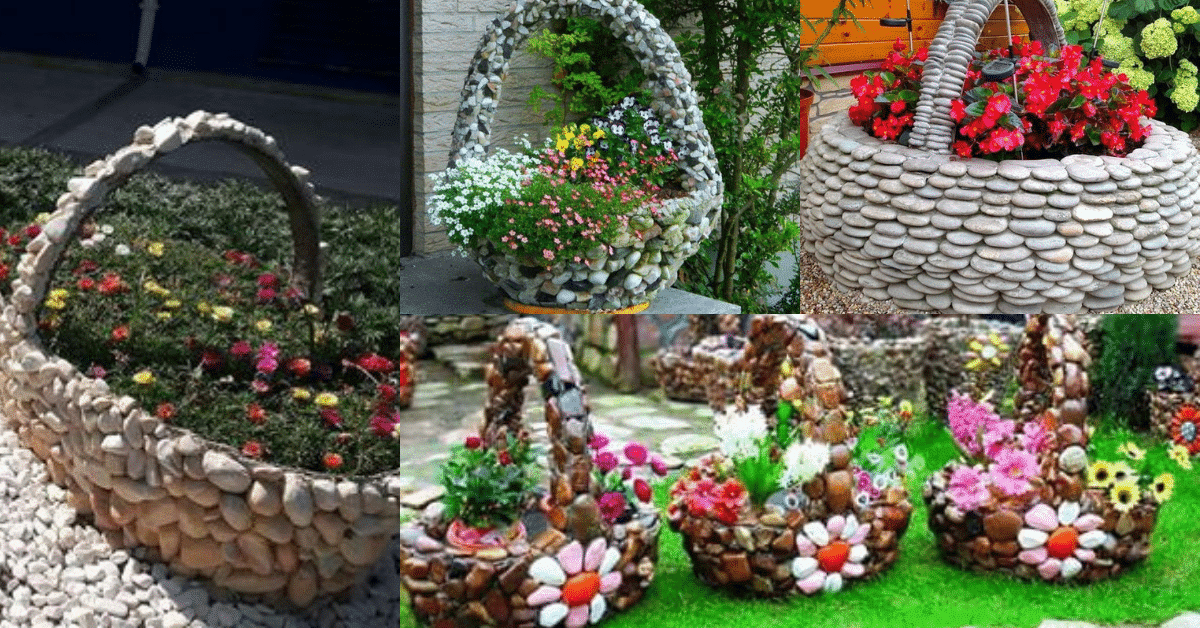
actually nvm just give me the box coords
[780,439,831,489]
[713,406,769,461]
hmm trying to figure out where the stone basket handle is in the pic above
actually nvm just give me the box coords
[480,317,595,508]
[1012,315,1090,453]
[907,0,1066,154]
[448,0,723,205]
[5,111,322,341]
[711,315,852,446]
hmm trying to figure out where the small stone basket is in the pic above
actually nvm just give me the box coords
[0,111,417,606]
[668,315,913,597]
[651,315,745,403]
[447,0,724,311]
[924,315,1160,583]
[399,318,660,627]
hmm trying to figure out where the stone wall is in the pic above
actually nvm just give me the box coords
[827,337,927,412]
[423,314,516,346]
[562,314,690,390]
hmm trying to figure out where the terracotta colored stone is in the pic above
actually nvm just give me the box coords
[817,541,850,573]
[992,541,1020,557]
[821,417,849,444]
[562,572,601,606]
[465,562,496,598]
[482,588,510,624]
[825,471,852,512]
[983,509,1022,542]
[721,552,752,582]
[802,477,825,500]
[881,506,908,532]
[829,444,851,470]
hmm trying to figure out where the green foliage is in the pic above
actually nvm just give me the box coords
[730,442,782,506]
[527,16,648,126]
[440,434,538,529]
[1092,314,1178,430]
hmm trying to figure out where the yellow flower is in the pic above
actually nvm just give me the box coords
[593,129,606,140]
[1110,460,1137,484]
[580,124,591,134]
[555,138,569,152]
[1117,441,1145,460]
[292,388,312,401]
[1087,460,1115,488]
[156,311,172,321]
[256,319,273,333]
[196,301,212,314]
[1152,473,1175,502]
[163,299,182,310]
[211,306,234,323]
[147,241,165,257]
[49,288,69,300]
[780,358,793,378]
[143,280,170,297]
[570,157,584,171]
[44,297,66,310]
[132,370,156,385]
[303,304,321,318]
[1109,479,1140,512]
[1169,444,1194,470]
[314,392,339,408]
[563,130,575,141]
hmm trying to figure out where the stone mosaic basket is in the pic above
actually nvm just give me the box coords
[0,111,413,606]
[651,316,745,402]
[796,0,1200,313]
[668,315,913,597]
[448,0,723,311]
[398,318,660,627]
[924,315,1159,582]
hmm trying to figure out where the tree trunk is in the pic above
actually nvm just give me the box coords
[614,315,641,393]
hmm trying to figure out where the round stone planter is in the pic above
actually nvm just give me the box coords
[669,316,913,597]
[796,0,1200,314]
[0,111,412,606]
[652,334,746,403]
[924,315,1160,582]
[399,318,660,627]
[449,0,723,311]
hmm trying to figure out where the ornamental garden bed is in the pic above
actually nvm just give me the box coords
[0,114,420,606]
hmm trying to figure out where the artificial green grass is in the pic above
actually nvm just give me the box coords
[401,417,1200,628]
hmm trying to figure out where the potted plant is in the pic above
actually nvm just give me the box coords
[667,315,914,597]
[441,433,538,550]
[797,0,1200,313]
[439,0,723,313]
[924,315,1179,582]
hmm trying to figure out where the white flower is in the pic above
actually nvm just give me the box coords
[100,224,114,235]
[894,444,909,464]
[780,439,831,489]
[713,406,769,461]
[872,473,890,492]
[114,244,131,256]
[427,146,539,253]
[866,452,883,467]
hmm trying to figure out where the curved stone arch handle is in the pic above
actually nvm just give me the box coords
[716,315,851,445]
[448,0,723,202]
[481,317,595,507]
[907,0,1066,154]
[6,111,323,340]
[1013,314,1090,452]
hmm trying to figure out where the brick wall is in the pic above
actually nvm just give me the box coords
[411,0,556,254]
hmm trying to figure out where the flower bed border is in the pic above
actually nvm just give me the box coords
[0,111,410,606]
[448,0,723,311]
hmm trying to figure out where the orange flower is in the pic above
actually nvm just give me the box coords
[322,452,343,470]
[111,325,130,343]
[1171,405,1200,454]
[246,403,267,425]
[155,402,175,421]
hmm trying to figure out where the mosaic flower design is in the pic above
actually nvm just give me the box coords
[791,514,871,594]
[527,538,622,628]
[1171,405,1200,455]
[1017,502,1111,580]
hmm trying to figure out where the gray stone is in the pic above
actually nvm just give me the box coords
[202,451,251,494]
[964,216,1007,235]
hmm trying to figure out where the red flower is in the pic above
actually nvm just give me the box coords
[322,453,343,470]
[595,451,619,473]
[589,433,611,450]
[97,273,127,295]
[598,491,627,523]
[634,478,652,502]
[111,325,130,343]
[394,363,411,388]
[242,440,264,458]
[650,455,668,476]
[288,358,312,377]
[200,350,223,371]
[465,436,482,449]
[357,353,394,372]
[246,403,267,425]
[24,224,40,239]
[230,341,253,359]
[892,37,906,52]
[75,259,99,275]
[155,402,176,421]
[624,442,648,465]
[320,408,343,428]
[498,450,513,466]
[86,364,106,379]
[377,383,397,403]
[256,287,276,301]
[77,277,95,291]
[257,273,278,288]
[7,235,19,247]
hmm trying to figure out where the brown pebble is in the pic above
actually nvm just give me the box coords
[830,444,851,469]
[482,588,510,624]
[465,562,496,598]
[982,509,1022,542]
[721,552,753,582]
[825,470,852,512]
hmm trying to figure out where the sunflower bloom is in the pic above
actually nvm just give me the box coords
[1086,460,1114,488]
[1109,479,1140,513]
[1152,473,1175,502]
[1110,460,1137,484]
[1169,444,1193,470]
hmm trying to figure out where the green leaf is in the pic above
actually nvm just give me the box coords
[965,101,987,118]
[1066,30,1083,45]
[1108,2,1137,19]
[1069,94,1086,109]
[1132,0,1154,12]
[1004,112,1022,129]
[1156,0,1186,9]
[895,89,919,102]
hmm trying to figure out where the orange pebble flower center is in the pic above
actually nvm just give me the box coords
[1046,526,1079,560]
[817,540,851,573]
[561,572,601,606]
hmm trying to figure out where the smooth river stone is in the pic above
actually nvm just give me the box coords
[202,451,251,494]
[283,473,315,527]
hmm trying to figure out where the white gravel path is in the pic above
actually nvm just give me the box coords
[0,428,405,628]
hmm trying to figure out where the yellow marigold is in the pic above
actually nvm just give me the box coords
[132,370,156,385]
[292,388,312,401]
[256,319,273,333]
[147,241,165,257]
[211,305,234,323]
[314,392,339,408]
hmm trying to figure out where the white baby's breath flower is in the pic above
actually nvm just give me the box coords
[779,439,831,489]
[713,406,769,461]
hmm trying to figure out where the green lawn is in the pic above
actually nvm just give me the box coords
[402,417,1200,628]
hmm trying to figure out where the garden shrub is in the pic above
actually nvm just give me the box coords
[1091,314,1178,430]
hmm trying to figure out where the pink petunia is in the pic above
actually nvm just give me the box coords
[989,448,1039,496]
[1019,420,1053,455]
[947,391,999,456]
[946,465,991,510]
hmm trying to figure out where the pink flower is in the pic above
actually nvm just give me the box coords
[1020,421,1053,455]
[595,451,619,473]
[370,411,399,437]
[598,491,627,523]
[256,342,280,374]
[947,391,999,457]
[947,466,991,510]
[624,442,648,465]
[589,433,610,450]
[989,448,1039,496]
[634,478,652,502]
[650,455,668,476]
[230,341,253,359]
[982,419,1016,461]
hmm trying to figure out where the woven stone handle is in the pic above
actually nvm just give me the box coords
[448,0,723,203]
[481,317,594,507]
[715,315,851,445]
[6,111,322,337]
[1012,315,1090,452]
[907,0,1066,154]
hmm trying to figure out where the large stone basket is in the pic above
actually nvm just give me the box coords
[668,315,913,598]
[923,315,1160,582]
[0,111,413,606]
[448,0,723,311]
[796,0,1200,313]
[399,318,660,627]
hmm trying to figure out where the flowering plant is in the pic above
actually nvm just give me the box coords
[668,461,749,525]
[430,98,681,266]
[843,397,915,508]
[850,38,1157,159]
[441,434,538,530]
[1085,432,1185,511]
[588,433,669,524]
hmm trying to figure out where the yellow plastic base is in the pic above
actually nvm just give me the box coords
[503,299,651,315]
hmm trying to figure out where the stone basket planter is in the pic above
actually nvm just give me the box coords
[0,111,412,606]
[796,0,1200,314]
[668,316,913,597]
[399,318,660,627]
[652,334,746,403]
[827,336,926,412]
[924,315,1159,582]
[449,0,723,312]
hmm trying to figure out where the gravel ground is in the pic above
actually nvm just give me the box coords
[780,134,1200,314]
[0,428,406,628]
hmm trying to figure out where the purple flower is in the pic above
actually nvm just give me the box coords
[989,448,1039,496]
[595,451,619,473]
[946,465,991,510]
[598,491,627,524]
